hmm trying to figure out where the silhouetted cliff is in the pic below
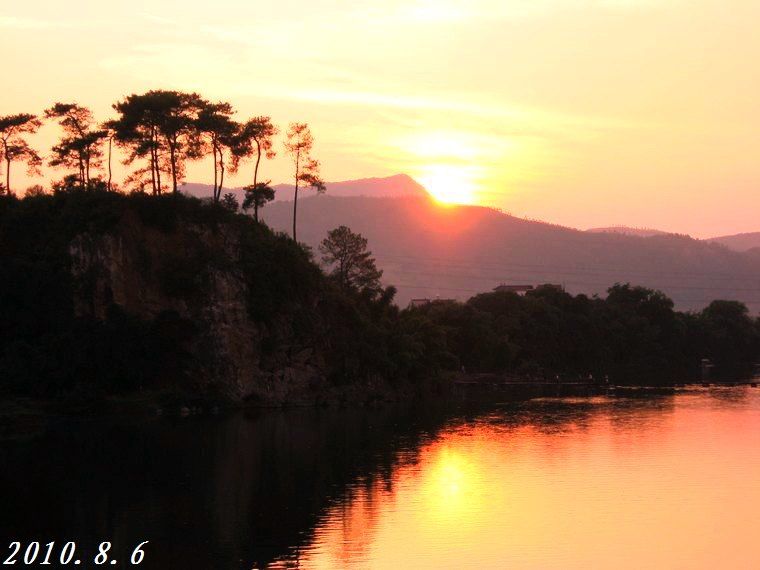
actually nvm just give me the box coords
[0,192,439,407]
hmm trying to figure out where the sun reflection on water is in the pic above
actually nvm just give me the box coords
[272,391,760,569]
[420,446,483,521]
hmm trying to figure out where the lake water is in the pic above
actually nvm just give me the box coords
[2,388,760,569]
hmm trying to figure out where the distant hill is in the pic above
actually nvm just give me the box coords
[587,226,671,238]
[180,181,239,201]
[272,173,428,201]
[707,232,760,252]
[180,173,428,204]
[590,226,760,253]
[260,195,760,312]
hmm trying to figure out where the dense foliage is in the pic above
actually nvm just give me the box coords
[1,191,758,403]
[408,284,760,384]
[0,191,443,399]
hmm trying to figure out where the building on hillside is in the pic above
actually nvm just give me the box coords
[493,284,534,295]
[408,297,457,308]
[494,283,564,295]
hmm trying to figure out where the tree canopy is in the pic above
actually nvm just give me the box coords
[237,116,278,189]
[411,283,760,383]
[45,102,108,191]
[110,90,205,194]
[1,91,324,237]
[285,122,325,242]
[319,225,383,296]
[242,182,276,222]
[0,113,42,195]
[195,101,240,202]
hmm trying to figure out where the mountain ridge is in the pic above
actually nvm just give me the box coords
[182,173,760,311]
[706,232,760,252]
[587,226,673,238]
[180,173,428,204]
[258,194,760,312]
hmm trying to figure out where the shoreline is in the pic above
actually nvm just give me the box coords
[3,380,758,441]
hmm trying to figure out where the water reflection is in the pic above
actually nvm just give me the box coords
[273,390,760,569]
[2,389,760,569]
[0,406,453,569]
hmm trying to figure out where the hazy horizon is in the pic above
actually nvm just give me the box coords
[4,0,760,237]
[183,174,757,240]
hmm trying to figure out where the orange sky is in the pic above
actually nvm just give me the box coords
[3,0,760,237]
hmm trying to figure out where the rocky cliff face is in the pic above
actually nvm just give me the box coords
[2,192,426,407]
[66,209,331,405]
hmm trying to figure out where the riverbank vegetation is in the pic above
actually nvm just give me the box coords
[408,284,760,383]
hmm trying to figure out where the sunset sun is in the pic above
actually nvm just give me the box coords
[419,164,477,205]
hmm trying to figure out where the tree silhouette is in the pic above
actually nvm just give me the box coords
[111,93,165,194]
[236,116,278,190]
[52,173,109,193]
[319,225,383,295]
[221,192,239,212]
[156,91,204,194]
[284,123,325,242]
[111,90,204,194]
[700,300,760,378]
[45,103,107,191]
[0,114,42,196]
[195,101,240,202]
[242,182,276,222]
[25,184,47,197]
[101,120,117,192]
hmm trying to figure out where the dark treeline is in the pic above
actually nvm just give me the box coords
[0,90,326,238]
[408,284,760,384]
